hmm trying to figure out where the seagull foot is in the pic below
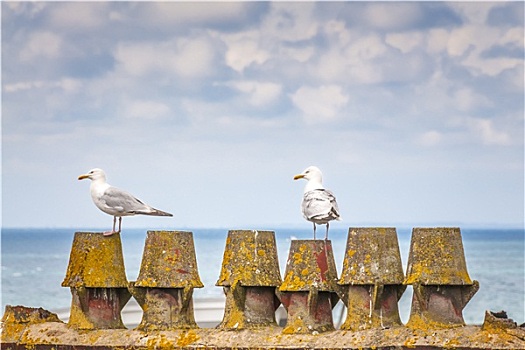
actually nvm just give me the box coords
[103,230,118,236]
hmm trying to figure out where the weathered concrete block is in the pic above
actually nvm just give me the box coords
[279,239,340,334]
[338,227,406,331]
[404,227,479,329]
[62,232,130,330]
[216,230,282,329]
[129,230,203,330]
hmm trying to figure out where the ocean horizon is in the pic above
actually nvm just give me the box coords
[1,226,523,325]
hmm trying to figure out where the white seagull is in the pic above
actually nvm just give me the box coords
[294,166,341,240]
[78,168,173,236]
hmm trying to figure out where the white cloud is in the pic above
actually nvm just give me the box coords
[363,3,424,30]
[114,36,216,79]
[114,43,157,76]
[291,85,349,124]
[417,130,443,147]
[279,46,315,63]
[314,50,348,82]
[448,25,523,76]
[60,78,83,93]
[221,31,270,72]
[143,2,248,26]
[463,55,522,77]
[314,33,388,84]
[49,2,109,29]
[447,25,490,57]
[225,81,283,107]
[500,27,524,49]
[426,28,449,54]
[323,20,354,46]
[469,119,511,146]
[453,87,493,112]
[172,37,217,79]
[386,31,424,54]
[4,81,43,93]
[123,100,171,121]
[447,2,503,25]
[263,2,318,42]
[4,78,82,94]
[345,34,388,61]
[2,2,523,231]
[19,31,62,62]
[5,2,46,17]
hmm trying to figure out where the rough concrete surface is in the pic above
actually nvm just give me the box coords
[2,320,525,349]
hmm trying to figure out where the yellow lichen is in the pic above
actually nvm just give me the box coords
[403,337,418,348]
[146,333,175,349]
[62,233,128,288]
[176,329,199,346]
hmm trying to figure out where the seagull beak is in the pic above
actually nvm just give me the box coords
[293,174,305,180]
[78,174,89,180]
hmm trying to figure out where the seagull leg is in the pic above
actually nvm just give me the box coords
[117,217,122,233]
[103,217,117,236]
[313,223,317,240]
[325,222,329,240]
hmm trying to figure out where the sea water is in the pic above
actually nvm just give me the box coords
[1,227,523,325]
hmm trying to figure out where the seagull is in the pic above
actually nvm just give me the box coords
[78,168,173,236]
[294,166,341,240]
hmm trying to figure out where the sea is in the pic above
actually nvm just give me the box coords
[1,227,523,326]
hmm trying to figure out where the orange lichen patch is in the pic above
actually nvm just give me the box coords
[406,312,464,331]
[477,311,525,345]
[66,298,96,330]
[282,317,306,334]
[403,336,418,348]
[216,279,250,330]
[62,232,128,288]
[145,333,176,349]
[281,271,308,291]
[443,337,462,348]
[219,300,246,330]
[135,231,203,289]
[176,329,199,346]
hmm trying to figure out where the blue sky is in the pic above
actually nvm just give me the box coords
[2,2,524,230]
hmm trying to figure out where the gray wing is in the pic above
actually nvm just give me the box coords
[101,186,151,215]
[302,189,341,223]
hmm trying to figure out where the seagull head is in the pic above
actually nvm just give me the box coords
[294,166,323,183]
[78,168,106,182]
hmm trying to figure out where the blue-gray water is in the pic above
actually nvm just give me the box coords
[1,227,523,325]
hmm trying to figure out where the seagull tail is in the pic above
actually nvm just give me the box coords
[138,208,173,217]
[152,209,173,217]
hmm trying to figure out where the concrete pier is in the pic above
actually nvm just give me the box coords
[2,227,524,349]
